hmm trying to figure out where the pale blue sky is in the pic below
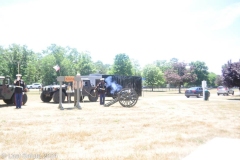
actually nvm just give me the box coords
[0,0,240,75]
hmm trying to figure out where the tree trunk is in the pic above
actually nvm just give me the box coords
[178,86,181,93]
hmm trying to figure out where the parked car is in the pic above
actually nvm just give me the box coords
[217,86,234,96]
[27,83,42,89]
[185,87,203,98]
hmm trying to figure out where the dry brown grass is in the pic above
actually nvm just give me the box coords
[0,89,240,160]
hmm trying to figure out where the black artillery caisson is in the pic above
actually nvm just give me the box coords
[102,75,141,107]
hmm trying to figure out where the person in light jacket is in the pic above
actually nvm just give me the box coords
[73,73,83,106]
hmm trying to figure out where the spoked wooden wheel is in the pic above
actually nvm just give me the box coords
[118,88,138,107]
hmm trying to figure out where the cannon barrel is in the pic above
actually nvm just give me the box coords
[104,88,139,107]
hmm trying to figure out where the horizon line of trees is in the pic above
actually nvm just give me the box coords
[0,44,239,92]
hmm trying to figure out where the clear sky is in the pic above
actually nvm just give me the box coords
[0,0,240,75]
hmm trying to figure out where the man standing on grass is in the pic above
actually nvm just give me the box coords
[14,74,25,109]
[96,78,107,105]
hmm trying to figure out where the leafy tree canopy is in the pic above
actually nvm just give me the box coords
[164,62,197,93]
[1,43,236,89]
[207,72,217,87]
[189,61,209,86]
[93,61,109,74]
[215,75,223,86]
[154,60,171,73]
[131,59,142,76]
[111,53,133,76]
[222,60,240,88]
[143,64,165,91]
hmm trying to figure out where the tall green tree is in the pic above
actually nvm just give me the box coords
[111,53,133,76]
[78,52,95,75]
[154,60,171,73]
[105,64,113,74]
[42,44,66,77]
[93,60,109,74]
[143,64,165,91]
[43,44,66,66]
[24,48,43,84]
[59,58,75,76]
[131,59,142,76]
[207,72,217,87]
[65,47,82,75]
[0,46,9,75]
[24,56,42,84]
[4,44,26,79]
[40,54,58,85]
[2,44,37,82]
[190,61,209,86]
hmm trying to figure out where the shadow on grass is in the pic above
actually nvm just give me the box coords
[40,99,99,104]
[143,90,185,94]
[227,98,240,101]
[152,92,185,95]
[0,104,15,108]
[143,90,167,92]
[61,107,79,110]
[165,92,185,94]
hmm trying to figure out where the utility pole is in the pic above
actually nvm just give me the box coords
[13,60,21,74]
[17,61,20,74]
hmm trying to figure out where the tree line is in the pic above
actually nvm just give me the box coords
[0,44,239,91]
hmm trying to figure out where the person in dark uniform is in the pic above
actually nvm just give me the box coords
[14,74,25,109]
[97,78,106,105]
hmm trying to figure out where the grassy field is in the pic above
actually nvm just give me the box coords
[0,89,240,160]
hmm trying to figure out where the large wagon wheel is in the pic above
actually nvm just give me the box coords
[53,90,66,103]
[88,89,98,102]
[22,94,28,105]
[118,88,138,107]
